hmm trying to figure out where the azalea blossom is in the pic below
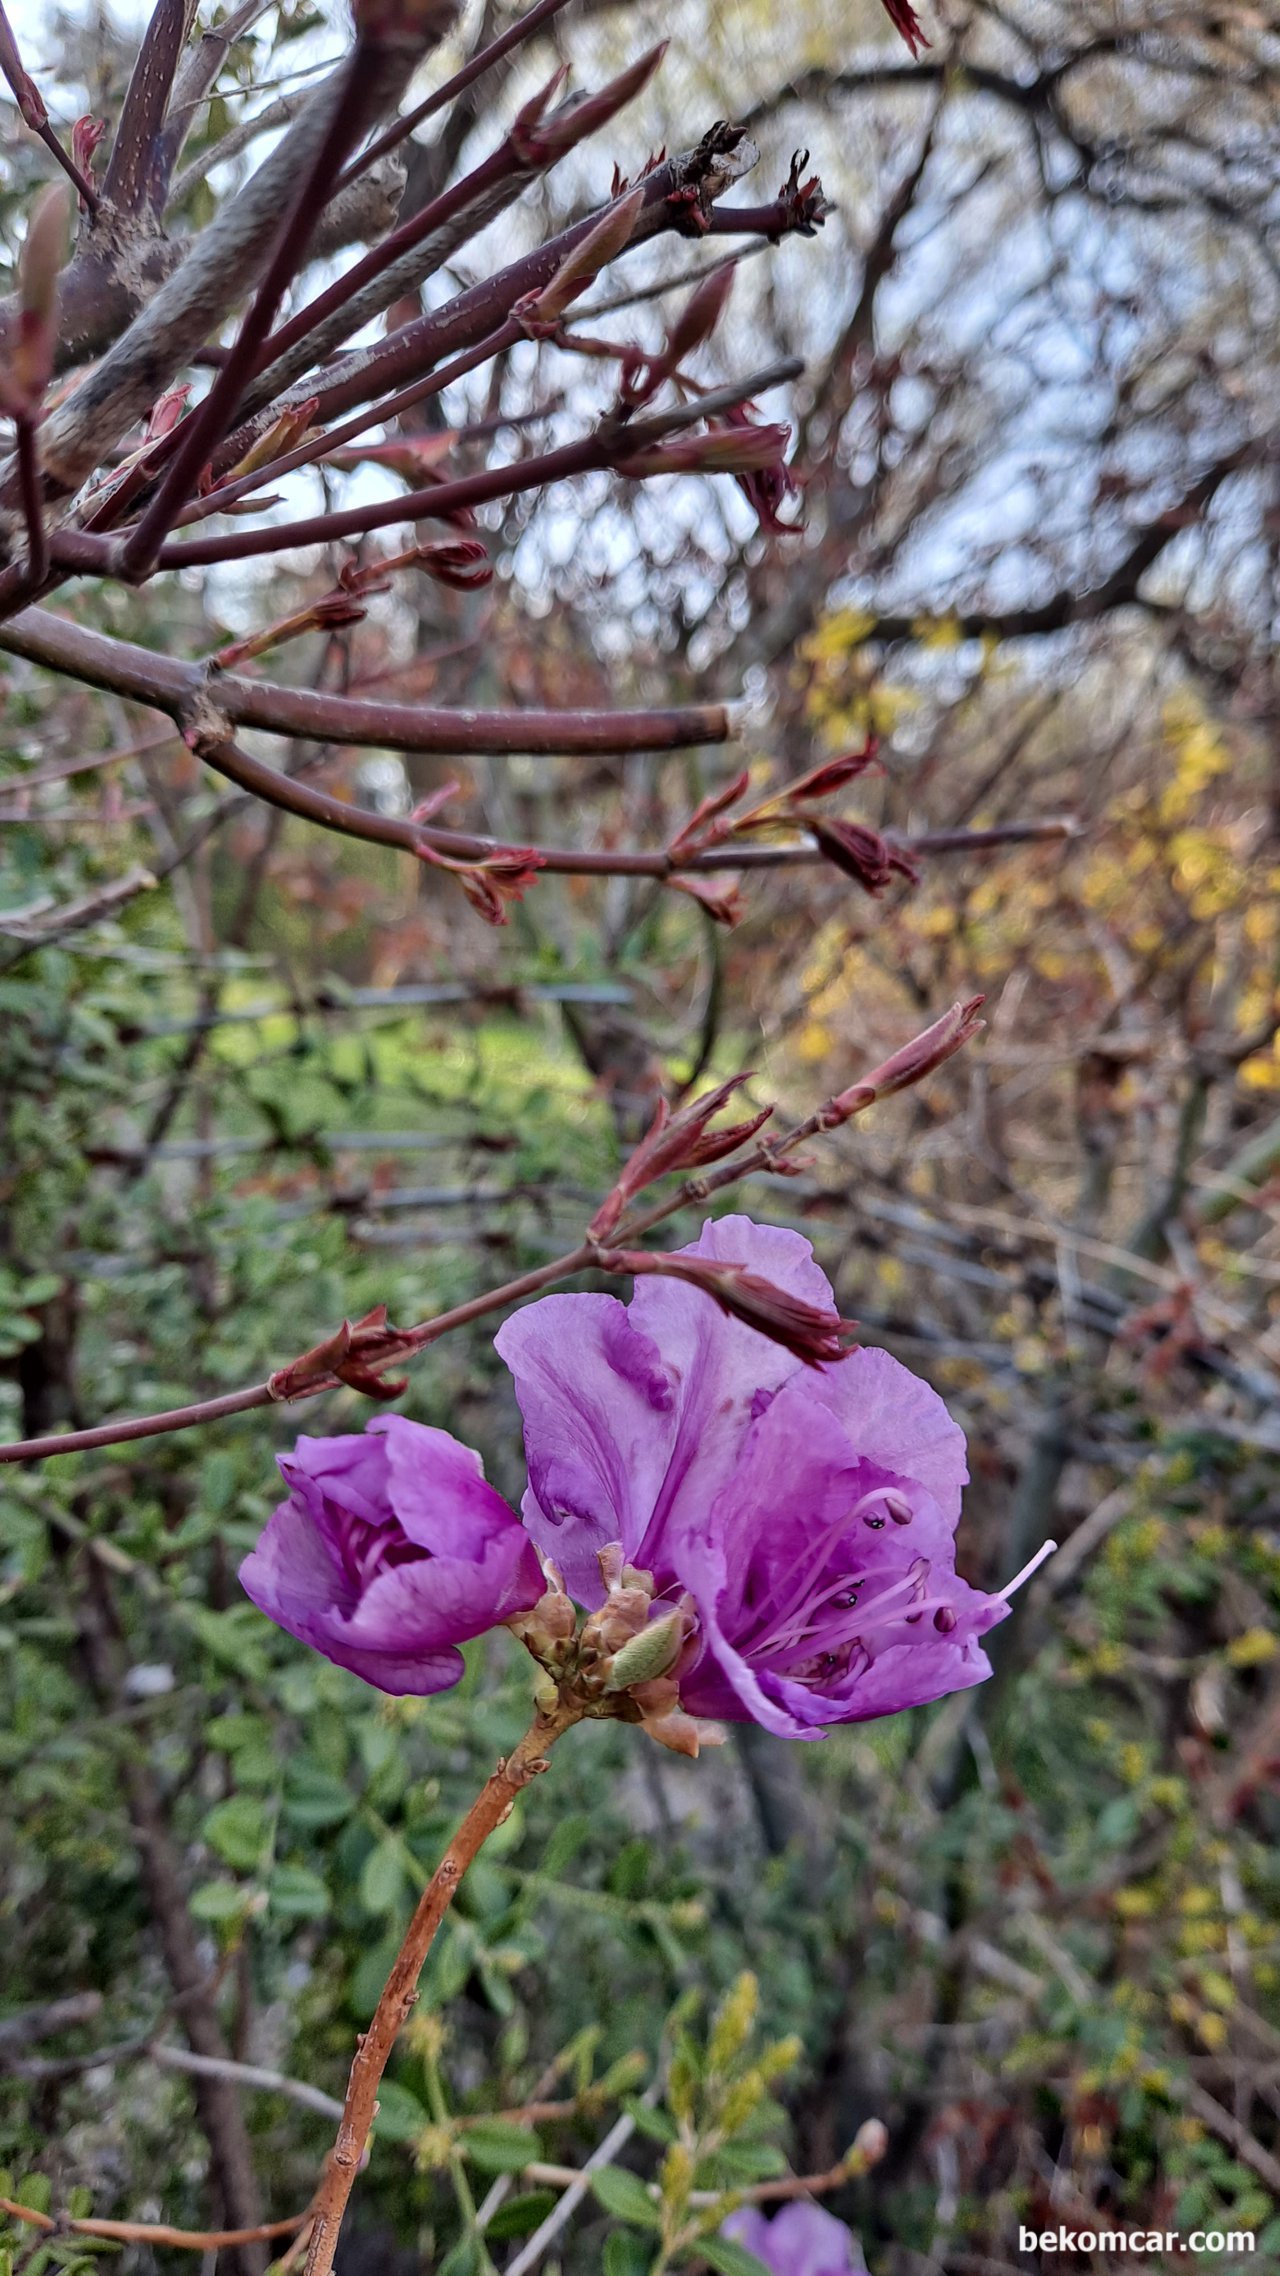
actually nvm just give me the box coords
[239,1416,544,1694]
[495,1215,1037,1739]
[721,2199,868,2274]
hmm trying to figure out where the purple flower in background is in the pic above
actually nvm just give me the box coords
[239,1416,544,1695]
[496,1215,1040,1739]
[721,2201,868,2274]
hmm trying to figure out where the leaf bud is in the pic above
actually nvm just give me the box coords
[604,1609,687,1692]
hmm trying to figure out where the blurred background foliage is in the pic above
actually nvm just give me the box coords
[2,0,1279,2272]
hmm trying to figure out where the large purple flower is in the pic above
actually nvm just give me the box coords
[721,2201,868,2275]
[495,1214,1017,1739]
[239,1416,544,1695]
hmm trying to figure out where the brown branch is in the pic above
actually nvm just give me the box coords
[0,0,100,209]
[237,48,664,418]
[13,415,47,586]
[0,996,987,1465]
[118,26,426,578]
[121,360,800,569]
[338,0,575,192]
[216,121,760,452]
[304,1703,581,2276]
[0,2199,307,2252]
[0,603,736,755]
[180,730,1073,885]
[100,0,194,221]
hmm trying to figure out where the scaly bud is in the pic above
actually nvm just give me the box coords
[604,1609,687,1692]
[601,1248,856,1368]
[71,114,106,204]
[532,45,667,165]
[588,1073,772,1240]
[664,259,737,368]
[845,2116,889,2174]
[809,817,919,895]
[668,872,745,927]
[517,186,645,328]
[9,181,72,411]
[824,997,985,1123]
[616,419,791,480]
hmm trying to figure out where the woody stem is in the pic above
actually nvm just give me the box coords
[303,1698,582,2276]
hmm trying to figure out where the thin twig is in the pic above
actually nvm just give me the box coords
[304,1702,583,2276]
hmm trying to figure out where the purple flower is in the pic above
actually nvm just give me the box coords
[721,2200,868,2275]
[495,1214,1021,1739]
[238,1416,545,1695]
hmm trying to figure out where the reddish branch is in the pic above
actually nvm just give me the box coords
[0,0,99,208]
[0,1002,986,1466]
[0,603,736,755]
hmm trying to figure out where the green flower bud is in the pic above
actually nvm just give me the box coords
[604,1609,686,1692]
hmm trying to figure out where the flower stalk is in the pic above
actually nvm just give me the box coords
[303,1698,583,2276]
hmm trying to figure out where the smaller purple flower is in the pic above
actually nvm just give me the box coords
[721,2200,868,2275]
[239,1416,545,1695]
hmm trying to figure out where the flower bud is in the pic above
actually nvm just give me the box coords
[601,1248,856,1367]
[845,2116,889,2174]
[604,1608,687,1692]
[825,997,985,1122]
[10,181,71,409]
[518,187,645,327]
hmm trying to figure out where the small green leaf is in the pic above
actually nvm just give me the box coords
[281,1762,353,1828]
[369,2079,428,2143]
[603,2231,652,2276]
[589,2167,660,2229]
[267,1864,330,1920]
[484,2191,557,2242]
[435,2239,481,2276]
[190,1879,254,1923]
[202,1795,270,1872]
[461,2120,541,2175]
[699,2237,775,2276]
[359,1840,406,1917]
[622,2096,677,2145]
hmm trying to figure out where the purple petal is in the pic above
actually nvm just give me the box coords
[495,1293,680,1603]
[809,1345,968,1525]
[278,1430,392,1527]
[342,1529,544,1653]
[373,1414,530,1558]
[497,1217,830,1599]
[722,2199,868,2275]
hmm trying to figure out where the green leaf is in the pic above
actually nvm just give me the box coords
[359,1840,406,1917]
[369,2079,428,2143]
[603,2231,653,2276]
[609,1839,651,1900]
[461,2120,541,2175]
[185,1604,269,1681]
[202,1795,270,1872]
[281,1761,353,1828]
[190,1878,255,1923]
[589,2167,660,2229]
[623,2096,678,2145]
[434,2239,481,2276]
[699,2238,774,2276]
[484,2191,557,2242]
[705,2142,788,2183]
[267,1864,330,1920]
